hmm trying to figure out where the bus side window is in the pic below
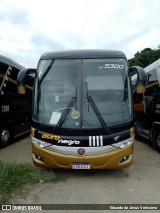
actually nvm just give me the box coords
[0,65,18,96]
[144,87,156,114]
[0,62,10,95]
[154,86,160,113]
[0,75,2,88]
[155,86,160,96]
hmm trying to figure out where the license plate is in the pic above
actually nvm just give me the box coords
[72,163,90,169]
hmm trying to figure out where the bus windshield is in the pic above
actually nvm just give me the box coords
[33,58,132,128]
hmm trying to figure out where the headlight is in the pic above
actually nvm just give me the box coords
[113,136,134,149]
[31,136,51,148]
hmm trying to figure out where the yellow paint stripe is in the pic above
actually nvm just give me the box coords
[25,84,33,90]
[0,74,33,90]
[14,129,31,138]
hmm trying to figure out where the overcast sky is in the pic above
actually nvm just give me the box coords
[0,0,160,67]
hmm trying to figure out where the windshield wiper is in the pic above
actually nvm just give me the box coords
[54,97,77,133]
[88,96,110,135]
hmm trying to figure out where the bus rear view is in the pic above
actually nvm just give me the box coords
[17,50,146,169]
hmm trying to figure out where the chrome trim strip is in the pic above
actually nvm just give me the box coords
[45,144,117,156]
[89,136,92,146]
[93,136,96,146]
[96,136,99,146]
[100,135,103,146]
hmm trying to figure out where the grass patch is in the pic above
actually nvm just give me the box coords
[0,161,62,203]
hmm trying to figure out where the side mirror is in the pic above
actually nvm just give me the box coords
[17,68,36,95]
[129,66,146,94]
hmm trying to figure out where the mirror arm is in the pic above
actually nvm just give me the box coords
[129,66,147,94]
[17,68,36,94]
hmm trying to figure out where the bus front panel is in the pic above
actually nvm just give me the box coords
[31,57,134,169]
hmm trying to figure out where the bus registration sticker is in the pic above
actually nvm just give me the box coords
[72,163,90,169]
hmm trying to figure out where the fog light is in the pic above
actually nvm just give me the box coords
[35,154,44,163]
[120,155,129,164]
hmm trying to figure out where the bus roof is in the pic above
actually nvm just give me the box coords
[131,58,160,84]
[40,49,127,60]
[0,55,24,70]
[145,59,160,73]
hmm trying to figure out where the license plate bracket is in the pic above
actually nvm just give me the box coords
[72,163,90,169]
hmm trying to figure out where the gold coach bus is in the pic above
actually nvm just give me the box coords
[17,50,146,169]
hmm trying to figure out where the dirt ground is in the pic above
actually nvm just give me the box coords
[0,137,160,213]
[0,136,32,164]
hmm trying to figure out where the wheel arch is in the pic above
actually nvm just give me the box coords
[0,119,15,148]
[7,118,15,128]
[0,119,15,135]
[151,122,160,150]
[152,122,160,137]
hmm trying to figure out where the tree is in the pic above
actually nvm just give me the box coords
[128,47,160,68]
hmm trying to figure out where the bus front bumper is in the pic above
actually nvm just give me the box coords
[32,144,133,169]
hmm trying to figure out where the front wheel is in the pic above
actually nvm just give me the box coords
[152,128,160,153]
[0,126,13,148]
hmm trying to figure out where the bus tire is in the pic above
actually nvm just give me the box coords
[0,126,13,148]
[152,127,160,153]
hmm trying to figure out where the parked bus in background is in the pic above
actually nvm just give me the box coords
[17,50,146,169]
[0,55,33,148]
[132,59,160,152]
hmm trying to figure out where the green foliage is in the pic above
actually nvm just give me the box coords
[128,47,160,68]
[0,161,62,203]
